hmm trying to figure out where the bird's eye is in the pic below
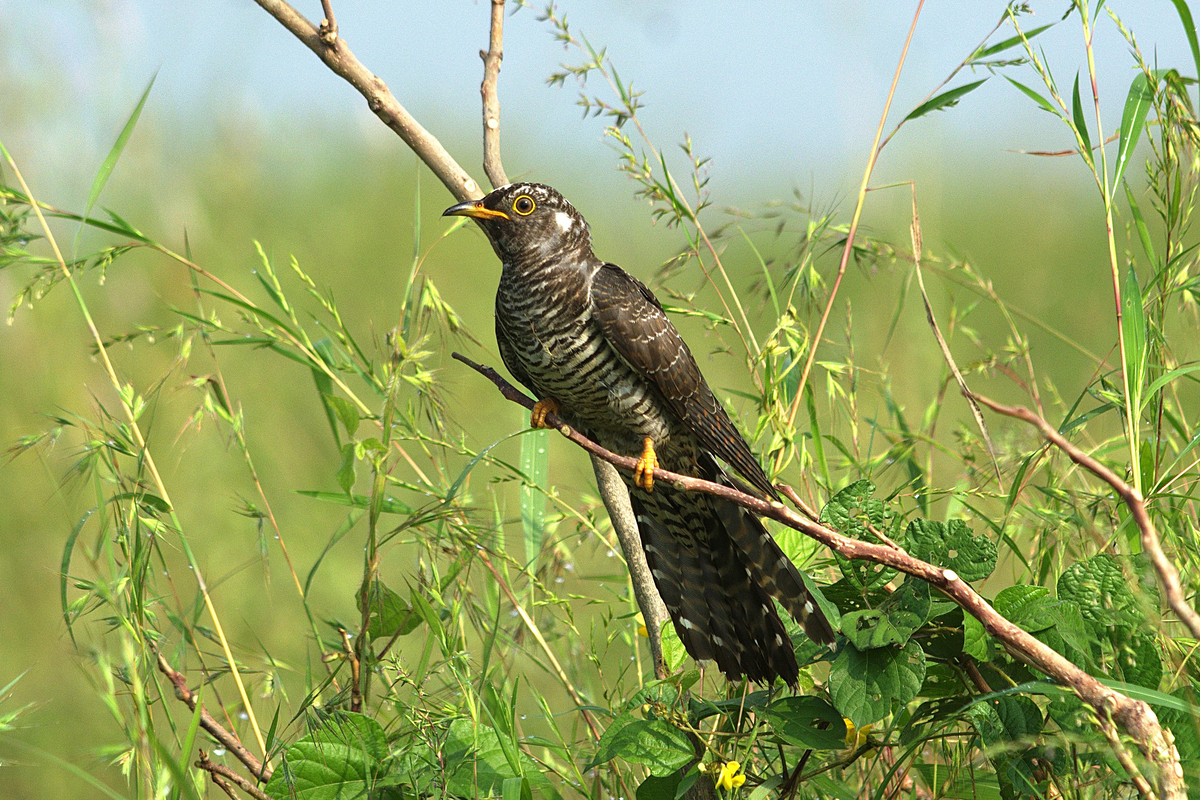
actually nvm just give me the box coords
[513,195,536,216]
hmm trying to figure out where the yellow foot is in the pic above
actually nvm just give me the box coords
[530,398,560,429]
[633,437,659,493]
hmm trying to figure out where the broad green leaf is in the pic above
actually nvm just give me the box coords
[765,696,847,750]
[636,769,699,800]
[963,614,990,661]
[587,715,695,777]
[336,442,356,494]
[993,585,1049,622]
[264,713,388,800]
[326,395,360,437]
[830,641,926,727]
[1071,72,1092,162]
[821,481,896,590]
[1057,554,1142,628]
[1116,633,1162,689]
[362,582,422,640]
[519,429,549,568]
[660,624,687,673]
[842,581,929,650]
[441,719,558,799]
[1114,72,1157,187]
[905,518,997,581]
[903,79,988,122]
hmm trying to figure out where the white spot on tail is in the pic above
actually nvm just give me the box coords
[680,618,696,630]
[803,600,814,616]
[555,211,574,232]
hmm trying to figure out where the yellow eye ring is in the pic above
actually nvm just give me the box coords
[513,195,536,216]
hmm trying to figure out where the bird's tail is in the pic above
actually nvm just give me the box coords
[626,456,835,686]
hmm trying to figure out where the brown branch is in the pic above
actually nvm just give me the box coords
[157,654,271,782]
[197,751,272,800]
[206,770,243,800]
[318,0,337,44]
[340,628,362,712]
[453,352,1186,800]
[481,0,509,188]
[972,393,1200,640]
[250,0,481,203]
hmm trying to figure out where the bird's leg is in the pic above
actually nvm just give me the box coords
[633,436,659,493]
[530,398,560,429]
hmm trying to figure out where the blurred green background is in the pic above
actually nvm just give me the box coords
[1,1,1194,796]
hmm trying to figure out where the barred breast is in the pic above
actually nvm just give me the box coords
[495,259,675,454]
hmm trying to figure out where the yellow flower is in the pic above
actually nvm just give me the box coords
[636,613,648,638]
[844,718,872,749]
[714,760,745,792]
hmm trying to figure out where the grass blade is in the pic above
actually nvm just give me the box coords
[1114,72,1157,188]
[519,429,549,570]
[903,79,987,122]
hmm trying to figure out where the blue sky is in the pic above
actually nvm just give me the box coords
[5,1,1195,206]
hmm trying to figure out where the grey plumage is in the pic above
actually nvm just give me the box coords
[445,182,835,685]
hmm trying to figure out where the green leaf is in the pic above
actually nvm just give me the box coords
[903,79,988,122]
[519,429,549,568]
[971,23,1054,61]
[264,713,388,800]
[1141,362,1200,410]
[963,614,990,661]
[1071,72,1092,162]
[362,582,422,640]
[994,585,1049,621]
[441,719,558,799]
[325,395,360,437]
[1005,77,1059,116]
[1122,265,1148,407]
[295,490,413,516]
[1116,632,1162,689]
[842,581,929,650]
[81,74,156,235]
[1114,72,1157,187]
[660,624,687,673]
[336,442,357,494]
[905,518,997,581]
[821,481,896,590]
[764,696,847,750]
[830,641,926,727]
[587,714,695,777]
[1124,183,1158,269]
[1057,554,1142,628]
[1170,0,1200,91]
[636,769,699,800]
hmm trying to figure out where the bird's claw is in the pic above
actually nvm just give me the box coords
[530,398,560,429]
[633,437,659,493]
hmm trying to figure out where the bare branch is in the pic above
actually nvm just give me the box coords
[157,654,271,783]
[250,0,481,202]
[453,351,1187,800]
[481,0,509,188]
[973,393,1200,640]
[197,751,272,800]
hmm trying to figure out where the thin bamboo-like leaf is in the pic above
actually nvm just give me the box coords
[519,429,549,569]
[1122,265,1148,409]
[903,79,988,122]
[1005,77,1060,116]
[1170,0,1200,93]
[1114,72,1157,188]
[971,23,1054,61]
[1140,363,1200,410]
[80,74,156,234]
[1124,183,1157,269]
[1071,72,1092,163]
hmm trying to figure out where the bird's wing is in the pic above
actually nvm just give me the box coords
[590,263,777,498]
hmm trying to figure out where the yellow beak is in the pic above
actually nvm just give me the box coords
[443,200,510,221]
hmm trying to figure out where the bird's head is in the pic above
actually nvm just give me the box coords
[443,182,591,264]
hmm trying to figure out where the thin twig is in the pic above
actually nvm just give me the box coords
[197,751,272,800]
[454,351,1186,800]
[481,0,509,188]
[972,393,1200,640]
[318,0,337,44]
[156,654,270,782]
[340,628,362,712]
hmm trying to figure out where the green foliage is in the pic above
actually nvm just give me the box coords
[2,2,1199,799]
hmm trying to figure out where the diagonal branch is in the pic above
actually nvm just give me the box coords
[453,351,1186,800]
[972,393,1200,640]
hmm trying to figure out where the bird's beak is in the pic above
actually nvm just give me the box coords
[443,200,510,221]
